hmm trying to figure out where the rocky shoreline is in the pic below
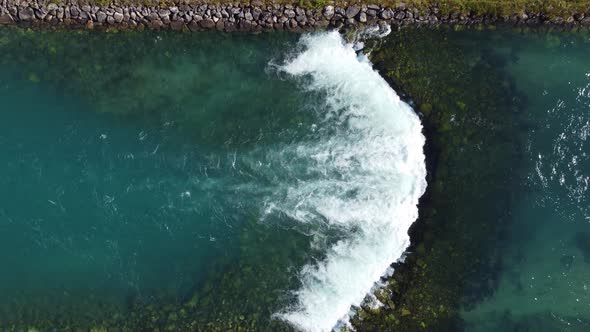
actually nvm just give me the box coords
[1,1,590,31]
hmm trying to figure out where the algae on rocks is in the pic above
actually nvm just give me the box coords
[352,27,528,331]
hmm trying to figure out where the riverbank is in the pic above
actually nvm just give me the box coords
[1,1,590,31]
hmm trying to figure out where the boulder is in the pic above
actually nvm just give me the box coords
[345,5,360,18]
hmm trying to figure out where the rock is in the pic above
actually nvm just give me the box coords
[251,0,263,7]
[148,19,164,29]
[239,19,252,30]
[158,8,170,18]
[358,12,367,23]
[200,18,215,28]
[244,12,253,21]
[284,9,295,18]
[34,8,47,20]
[96,11,107,23]
[582,17,590,26]
[323,5,334,18]
[188,20,200,31]
[106,15,115,25]
[114,12,123,23]
[70,6,80,18]
[18,6,35,21]
[171,19,184,30]
[0,14,14,25]
[86,19,94,29]
[345,5,360,19]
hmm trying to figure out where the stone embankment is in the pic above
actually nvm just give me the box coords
[1,0,590,31]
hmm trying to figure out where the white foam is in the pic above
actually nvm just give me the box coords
[270,32,427,332]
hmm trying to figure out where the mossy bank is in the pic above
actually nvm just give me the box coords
[1,0,590,31]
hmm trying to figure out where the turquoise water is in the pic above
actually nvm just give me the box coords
[0,29,426,331]
[0,27,589,332]
[457,31,590,330]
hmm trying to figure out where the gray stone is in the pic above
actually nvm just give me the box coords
[34,8,47,20]
[106,15,115,24]
[345,5,360,18]
[96,11,106,23]
[158,8,170,18]
[284,9,295,18]
[244,11,253,21]
[70,6,80,18]
[323,5,334,18]
[200,17,215,28]
[0,14,14,25]
[239,19,253,30]
[358,12,367,23]
[18,6,34,21]
[114,12,123,23]
[170,19,184,30]
[582,17,590,26]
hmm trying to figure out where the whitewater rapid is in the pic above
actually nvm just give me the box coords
[268,32,427,331]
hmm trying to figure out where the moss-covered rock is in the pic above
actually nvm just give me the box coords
[353,27,527,331]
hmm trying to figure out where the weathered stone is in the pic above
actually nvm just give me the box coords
[170,19,184,30]
[158,8,170,18]
[148,18,164,29]
[345,5,360,18]
[96,11,106,23]
[106,15,115,25]
[114,12,123,23]
[582,17,590,26]
[18,7,34,21]
[284,9,295,18]
[0,14,14,25]
[358,12,367,23]
[323,5,334,18]
[70,6,80,18]
[34,8,47,20]
[200,17,215,28]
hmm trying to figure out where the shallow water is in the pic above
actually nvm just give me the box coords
[453,30,590,331]
[0,29,425,331]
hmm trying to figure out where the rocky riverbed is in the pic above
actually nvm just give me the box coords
[1,0,590,31]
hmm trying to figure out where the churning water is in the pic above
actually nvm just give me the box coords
[0,30,425,331]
